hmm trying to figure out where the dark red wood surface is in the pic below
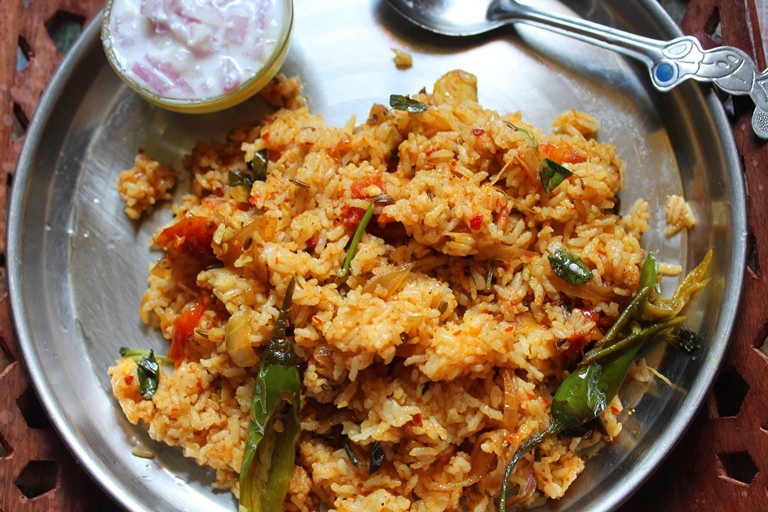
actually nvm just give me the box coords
[1,1,766,511]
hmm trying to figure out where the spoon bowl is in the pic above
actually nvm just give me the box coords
[387,0,768,139]
[386,0,503,36]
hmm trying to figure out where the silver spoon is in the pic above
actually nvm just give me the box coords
[387,0,768,139]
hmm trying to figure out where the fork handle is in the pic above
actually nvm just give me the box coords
[488,0,768,139]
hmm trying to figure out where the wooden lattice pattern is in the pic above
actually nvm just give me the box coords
[1,0,766,511]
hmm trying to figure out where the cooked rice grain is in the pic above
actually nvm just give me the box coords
[111,71,650,511]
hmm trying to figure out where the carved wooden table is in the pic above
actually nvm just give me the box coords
[1,1,766,511]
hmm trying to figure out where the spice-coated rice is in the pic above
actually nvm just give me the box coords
[110,71,651,511]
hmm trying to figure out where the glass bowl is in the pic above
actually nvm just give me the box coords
[101,0,293,113]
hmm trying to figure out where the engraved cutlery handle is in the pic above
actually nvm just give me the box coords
[489,0,768,139]
[651,36,768,139]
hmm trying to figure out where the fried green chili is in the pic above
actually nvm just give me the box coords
[239,277,300,512]
[498,251,712,511]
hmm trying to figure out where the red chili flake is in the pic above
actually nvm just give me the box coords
[312,315,323,325]
[341,205,365,229]
[610,405,621,415]
[469,214,483,230]
[505,325,515,332]
[261,131,271,141]
[563,335,589,359]
[248,196,258,206]
[306,235,318,249]
[472,128,485,136]
[542,397,551,406]
[597,313,615,330]
[124,375,134,385]
[412,413,423,426]
[582,309,600,324]
[334,134,351,151]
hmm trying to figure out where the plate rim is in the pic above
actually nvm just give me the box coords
[7,2,748,511]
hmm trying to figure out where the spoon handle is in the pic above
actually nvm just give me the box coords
[488,0,768,139]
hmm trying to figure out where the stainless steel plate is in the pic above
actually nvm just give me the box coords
[8,1,746,511]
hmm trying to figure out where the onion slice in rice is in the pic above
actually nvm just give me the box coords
[506,463,537,505]
[225,313,259,367]
[431,432,497,491]
[501,369,520,430]
[220,216,278,266]
[550,274,623,303]
[361,263,414,298]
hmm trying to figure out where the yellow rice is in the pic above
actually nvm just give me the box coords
[110,71,651,511]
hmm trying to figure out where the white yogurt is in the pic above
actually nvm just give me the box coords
[104,0,285,101]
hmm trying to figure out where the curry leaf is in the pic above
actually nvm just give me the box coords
[539,158,573,193]
[229,170,254,189]
[136,350,160,399]
[369,441,385,475]
[548,249,594,285]
[390,94,429,113]
[247,148,269,182]
[670,326,702,354]
[341,435,365,468]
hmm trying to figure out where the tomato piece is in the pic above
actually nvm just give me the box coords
[541,141,585,165]
[341,205,365,229]
[168,301,206,366]
[155,215,218,292]
[469,214,483,230]
[155,215,218,268]
[351,174,386,199]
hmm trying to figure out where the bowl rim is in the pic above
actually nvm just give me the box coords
[100,0,295,113]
